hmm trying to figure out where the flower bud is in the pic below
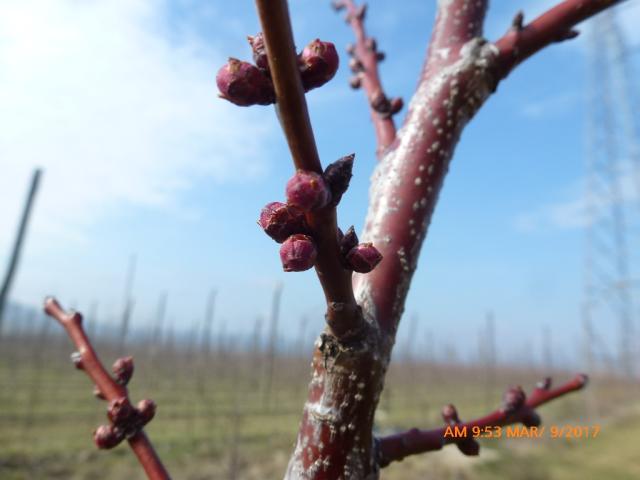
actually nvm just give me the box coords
[107,397,135,426]
[93,424,123,449]
[338,226,359,265]
[258,202,308,243]
[521,409,541,427]
[324,154,354,207]
[349,75,362,89]
[536,377,552,390]
[136,399,157,425]
[370,90,390,113]
[349,57,364,73]
[389,97,403,115]
[441,404,460,425]
[299,39,339,91]
[112,356,134,385]
[501,386,526,413]
[365,38,377,52]
[345,243,382,273]
[248,33,269,70]
[216,58,275,106]
[457,438,480,456]
[280,234,317,272]
[286,171,331,212]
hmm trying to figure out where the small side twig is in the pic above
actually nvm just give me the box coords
[43,297,171,480]
[494,0,622,78]
[333,0,399,155]
[376,374,588,467]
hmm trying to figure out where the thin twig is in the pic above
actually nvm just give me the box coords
[376,374,588,467]
[44,297,171,480]
[340,0,397,155]
[494,0,623,77]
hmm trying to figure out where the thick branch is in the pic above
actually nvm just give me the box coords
[337,0,397,155]
[44,297,170,480]
[494,0,623,78]
[355,0,623,336]
[254,0,363,339]
[377,374,588,467]
[354,0,491,335]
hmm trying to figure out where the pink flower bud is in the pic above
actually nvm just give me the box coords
[248,33,269,70]
[338,226,359,266]
[501,386,526,413]
[299,39,339,91]
[389,97,403,115]
[457,438,480,456]
[93,424,123,449]
[216,58,275,106]
[136,399,157,425]
[345,243,382,273]
[280,234,317,272]
[286,171,331,212]
[521,409,541,427]
[258,201,308,243]
[112,356,134,385]
[441,404,460,425]
[107,397,135,425]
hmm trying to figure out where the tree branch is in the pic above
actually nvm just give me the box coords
[44,297,171,480]
[355,0,624,337]
[494,0,623,78]
[254,0,364,340]
[333,0,399,156]
[376,374,588,467]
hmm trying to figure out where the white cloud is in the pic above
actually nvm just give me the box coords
[0,0,273,251]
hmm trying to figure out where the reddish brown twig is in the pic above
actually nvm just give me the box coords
[376,374,588,467]
[494,0,622,78]
[254,0,363,340]
[44,297,171,480]
[333,0,398,155]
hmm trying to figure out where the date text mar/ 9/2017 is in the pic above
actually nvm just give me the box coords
[443,425,601,439]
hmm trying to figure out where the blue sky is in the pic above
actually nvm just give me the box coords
[1,0,639,366]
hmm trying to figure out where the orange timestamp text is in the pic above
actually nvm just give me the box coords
[443,424,601,439]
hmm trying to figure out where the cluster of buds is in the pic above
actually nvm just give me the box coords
[94,398,157,449]
[338,6,404,119]
[258,154,382,273]
[441,404,480,456]
[216,33,339,106]
[501,385,526,414]
[501,385,541,427]
[370,90,403,119]
[92,356,158,449]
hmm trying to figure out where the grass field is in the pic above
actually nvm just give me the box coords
[1,333,638,479]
